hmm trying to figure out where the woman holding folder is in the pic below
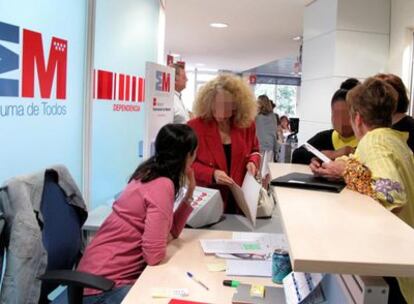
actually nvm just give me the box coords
[188,74,261,214]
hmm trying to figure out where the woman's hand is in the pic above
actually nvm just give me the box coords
[246,162,257,176]
[309,157,323,176]
[183,168,196,204]
[213,170,235,185]
[321,146,355,160]
[310,159,346,181]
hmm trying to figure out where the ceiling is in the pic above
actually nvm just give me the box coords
[164,0,308,73]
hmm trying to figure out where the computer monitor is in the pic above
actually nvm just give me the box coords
[289,117,299,134]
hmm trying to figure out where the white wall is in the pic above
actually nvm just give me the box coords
[298,0,390,145]
[0,0,87,185]
[388,0,414,87]
[91,0,160,208]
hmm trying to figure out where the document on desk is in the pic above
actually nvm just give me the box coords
[229,172,260,227]
[232,232,288,252]
[225,232,288,277]
[200,239,266,254]
[283,272,326,304]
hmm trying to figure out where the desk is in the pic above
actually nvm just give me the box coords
[84,206,283,234]
[269,163,414,277]
[121,229,280,304]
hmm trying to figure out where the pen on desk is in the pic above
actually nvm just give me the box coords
[186,272,210,291]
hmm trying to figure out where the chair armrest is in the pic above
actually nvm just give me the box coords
[38,270,114,291]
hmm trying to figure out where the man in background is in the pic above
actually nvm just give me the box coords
[171,63,190,123]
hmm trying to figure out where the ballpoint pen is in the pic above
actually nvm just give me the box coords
[186,272,210,291]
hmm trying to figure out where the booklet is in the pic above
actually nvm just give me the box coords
[303,143,331,163]
[229,172,261,227]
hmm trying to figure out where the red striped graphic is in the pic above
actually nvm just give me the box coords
[94,69,145,102]
[138,77,144,102]
[125,75,130,101]
[97,70,113,100]
[113,73,117,100]
[132,76,137,101]
[118,74,124,101]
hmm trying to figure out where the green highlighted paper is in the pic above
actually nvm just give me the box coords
[243,243,261,250]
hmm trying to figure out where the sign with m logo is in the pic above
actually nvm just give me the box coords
[0,21,68,100]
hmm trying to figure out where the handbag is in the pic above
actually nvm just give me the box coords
[256,186,277,218]
[256,150,277,218]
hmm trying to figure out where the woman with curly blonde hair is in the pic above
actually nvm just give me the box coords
[188,74,261,213]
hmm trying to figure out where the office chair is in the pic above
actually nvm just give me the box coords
[37,169,114,304]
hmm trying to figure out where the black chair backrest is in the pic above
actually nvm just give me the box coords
[39,171,83,301]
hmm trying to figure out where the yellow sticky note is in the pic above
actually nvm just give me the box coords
[151,288,189,298]
[206,262,226,272]
[250,284,265,298]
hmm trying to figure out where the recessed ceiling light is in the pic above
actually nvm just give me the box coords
[293,36,302,41]
[209,22,229,28]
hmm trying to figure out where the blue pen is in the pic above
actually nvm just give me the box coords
[186,272,210,290]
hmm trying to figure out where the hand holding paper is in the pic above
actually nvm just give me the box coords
[229,172,261,227]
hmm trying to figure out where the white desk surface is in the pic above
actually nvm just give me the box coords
[84,205,283,234]
[122,229,280,304]
[269,163,414,277]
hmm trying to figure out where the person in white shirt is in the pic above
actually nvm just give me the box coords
[171,63,189,123]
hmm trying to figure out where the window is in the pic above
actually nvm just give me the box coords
[254,83,298,116]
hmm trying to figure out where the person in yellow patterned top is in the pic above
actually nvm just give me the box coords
[310,77,414,304]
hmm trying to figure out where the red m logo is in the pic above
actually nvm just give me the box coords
[161,72,170,92]
[21,29,67,99]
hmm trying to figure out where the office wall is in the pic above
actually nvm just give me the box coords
[91,0,160,208]
[0,0,87,184]
[388,0,414,86]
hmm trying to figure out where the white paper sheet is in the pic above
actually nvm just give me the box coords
[224,232,289,277]
[199,239,266,254]
[226,259,272,277]
[229,172,260,227]
[283,272,326,304]
[232,232,289,252]
[260,150,274,177]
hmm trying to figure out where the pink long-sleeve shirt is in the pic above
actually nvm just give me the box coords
[77,177,193,295]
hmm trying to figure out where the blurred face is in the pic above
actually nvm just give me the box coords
[331,100,354,138]
[280,117,289,129]
[212,90,234,123]
[175,68,188,92]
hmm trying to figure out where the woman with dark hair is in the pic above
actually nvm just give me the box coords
[292,88,358,164]
[340,77,360,90]
[310,78,414,304]
[375,73,414,152]
[74,124,198,304]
